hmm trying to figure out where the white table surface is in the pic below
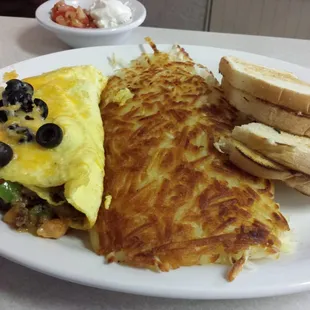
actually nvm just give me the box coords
[1,15,310,310]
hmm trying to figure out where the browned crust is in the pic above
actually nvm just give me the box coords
[227,255,246,282]
[95,41,290,280]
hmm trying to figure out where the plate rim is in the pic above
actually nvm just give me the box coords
[1,43,310,76]
[1,44,310,300]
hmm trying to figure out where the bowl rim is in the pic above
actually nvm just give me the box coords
[35,0,147,36]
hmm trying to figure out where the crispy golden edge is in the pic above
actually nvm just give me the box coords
[94,40,290,280]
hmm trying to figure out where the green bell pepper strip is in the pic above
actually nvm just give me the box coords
[0,181,21,203]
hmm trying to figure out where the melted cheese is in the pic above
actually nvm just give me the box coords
[104,195,112,210]
[2,70,18,82]
[0,66,107,228]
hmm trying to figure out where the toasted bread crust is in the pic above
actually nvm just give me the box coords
[221,138,310,196]
[228,142,291,180]
[219,56,310,114]
[221,79,310,137]
[224,139,287,171]
[232,123,310,175]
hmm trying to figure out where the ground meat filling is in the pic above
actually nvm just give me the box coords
[0,185,84,239]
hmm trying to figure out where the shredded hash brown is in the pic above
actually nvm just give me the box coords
[92,39,290,281]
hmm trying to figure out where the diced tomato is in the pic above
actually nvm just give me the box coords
[55,15,67,26]
[51,0,97,29]
[76,7,89,23]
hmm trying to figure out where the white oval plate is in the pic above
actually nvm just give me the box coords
[1,45,310,300]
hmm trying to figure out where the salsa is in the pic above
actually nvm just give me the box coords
[51,1,97,29]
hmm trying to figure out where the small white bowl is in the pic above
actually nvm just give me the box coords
[36,0,147,48]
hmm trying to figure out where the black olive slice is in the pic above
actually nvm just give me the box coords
[1,90,9,105]
[0,104,7,123]
[7,124,34,144]
[0,100,9,122]
[3,80,34,110]
[34,98,48,119]
[5,79,34,96]
[8,123,19,130]
[15,126,30,134]
[0,112,7,123]
[19,131,34,144]
[0,142,13,168]
[36,123,63,149]
[18,129,34,144]
[3,90,25,106]
[22,82,34,96]
[25,115,34,121]
[20,93,34,113]
[5,79,24,92]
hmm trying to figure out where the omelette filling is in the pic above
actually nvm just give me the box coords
[0,181,84,238]
[0,68,106,238]
[0,79,84,238]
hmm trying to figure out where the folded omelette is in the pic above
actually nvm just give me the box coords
[0,65,107,238]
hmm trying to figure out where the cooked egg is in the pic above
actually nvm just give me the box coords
[0,66,108,228]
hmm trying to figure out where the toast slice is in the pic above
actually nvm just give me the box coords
[232,123,310,175]
[218,138,310,196]
[219,56,310,114]
[221,78,310,137]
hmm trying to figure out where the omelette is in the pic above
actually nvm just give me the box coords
[91,39,290,281]
[0,65,107,238]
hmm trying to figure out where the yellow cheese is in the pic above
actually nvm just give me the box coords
[0,66,107,229]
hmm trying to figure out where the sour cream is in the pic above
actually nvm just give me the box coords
[89,0,133,28]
